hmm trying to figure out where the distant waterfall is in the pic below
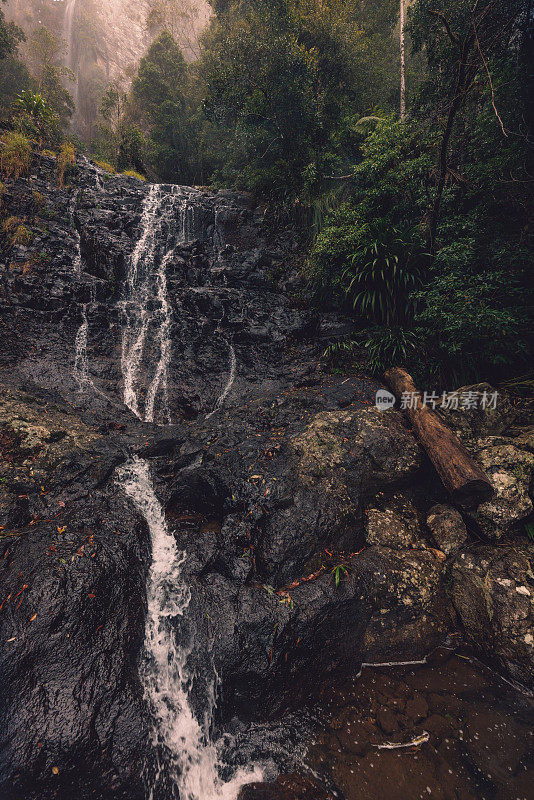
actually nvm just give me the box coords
[63,0,79,109]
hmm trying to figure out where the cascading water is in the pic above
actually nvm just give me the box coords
[73,286,96,389]
[118,184,264,799]
[206,342,237,419]
[73,303,89,386]
[117,458,264,800]
[68,190,82,275]
[121,186,190,424]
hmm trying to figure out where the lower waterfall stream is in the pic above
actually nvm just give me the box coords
[117,458,264,800]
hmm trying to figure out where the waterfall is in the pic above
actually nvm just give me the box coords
[63,0,79,109]
[68,190,82,275]
[73,285,98,391]
[121,186,186,424]
[206,342,237,419]
[144,246,173,424]
[117,458,264,800]
[116,184,265,798]
[73,303,89,386]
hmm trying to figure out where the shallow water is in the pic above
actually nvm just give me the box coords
[242,648,534,800]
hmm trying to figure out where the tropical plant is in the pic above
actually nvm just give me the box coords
[341,222,423,324]
[323,325,418,376]
[330,564,349,588]
[14,90,59,147]
[362,326,418,376]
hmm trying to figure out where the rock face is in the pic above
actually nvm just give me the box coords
[450,544,534,685]
[0,155,532,798]
[470,440,534,539]
[0,387,149,800]
[426,504,468,555]
[365,494,422,550]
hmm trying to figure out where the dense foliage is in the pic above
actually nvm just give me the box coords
[309,1,532,385]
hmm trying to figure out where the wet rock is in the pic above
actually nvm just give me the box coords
[450,544,534,685]
[359,547,451,664]
[426,504,468,555]
[469,440,534,538]
[436,383,520,442]
[365,494,422,550]
[239,774,331,800]
[293,408,421,498]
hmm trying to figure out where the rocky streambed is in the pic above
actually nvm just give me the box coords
[0,155,532,799]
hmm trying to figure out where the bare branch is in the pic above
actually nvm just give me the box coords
[472,19,508,137]
[427,10,459,46]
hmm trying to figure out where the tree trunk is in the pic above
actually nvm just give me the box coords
[385,367,494,507]
[400,0,406,120]
[428,30,474,252]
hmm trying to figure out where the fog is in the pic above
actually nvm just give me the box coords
[4,0,211,135]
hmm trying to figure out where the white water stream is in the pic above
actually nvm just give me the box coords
[121,186,189,424]
[206,342,237,419]
[118,458,263,799]
[117,185,264,798]
[73,303,89,385]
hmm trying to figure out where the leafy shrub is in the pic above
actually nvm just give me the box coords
[323,326,418,376]
[413,241,530,385]
[56,141,76,187]
[121,170,146,181]
[341,222,423,325]
[362,327,418,376]
[307,204,365,305]
[15,90,59,147]
[0,131,32,181]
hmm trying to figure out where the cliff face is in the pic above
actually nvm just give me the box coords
[4,0,211,134]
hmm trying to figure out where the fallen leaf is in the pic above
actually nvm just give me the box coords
[52,766,59,775]
[30,613,37,622]
[57,526,66,534]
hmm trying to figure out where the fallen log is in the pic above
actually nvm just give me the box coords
[384,367,494,507]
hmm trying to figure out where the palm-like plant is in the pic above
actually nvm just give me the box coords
[342,222,421,325]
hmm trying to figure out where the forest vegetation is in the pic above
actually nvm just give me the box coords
[0,0,532,387]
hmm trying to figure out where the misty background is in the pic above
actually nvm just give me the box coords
[3,0,210,138]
